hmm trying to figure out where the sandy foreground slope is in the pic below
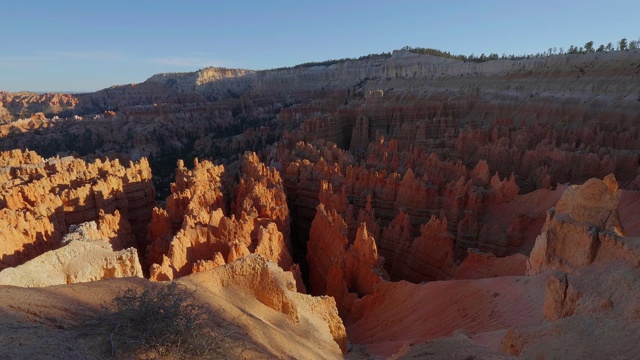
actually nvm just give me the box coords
[0,255,344,360]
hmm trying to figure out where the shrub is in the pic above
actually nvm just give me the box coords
[92,282,229,359]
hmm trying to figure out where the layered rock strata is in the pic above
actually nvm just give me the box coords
[278,138,525,272]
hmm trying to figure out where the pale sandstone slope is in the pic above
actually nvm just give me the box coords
[0,255,345,360]
[0,221,143,287]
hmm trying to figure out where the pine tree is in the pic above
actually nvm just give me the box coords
[584,41,594,53]
[619,38,628,50]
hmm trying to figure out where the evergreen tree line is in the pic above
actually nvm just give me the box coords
[404,36,640,63]
[288,52,392,69]
[256,36,640,71]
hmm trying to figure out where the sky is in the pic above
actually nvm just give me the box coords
[1,0,638,92]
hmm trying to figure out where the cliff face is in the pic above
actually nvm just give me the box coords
[4,49,640,146]
[0,149,155,270]
[339,174,640,358]
[278,138,526,273]
[6,50,638,121]
[2,50,639,209]
[0,149,347,356]
[496,176,640,359]
[306,202,387,317]
[306,175,529,297]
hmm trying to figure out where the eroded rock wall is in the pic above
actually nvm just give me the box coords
[147,152,294,281]
[0,149,155,270]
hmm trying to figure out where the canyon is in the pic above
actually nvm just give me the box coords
[0,49,639,359]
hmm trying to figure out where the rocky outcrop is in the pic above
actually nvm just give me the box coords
[2,50,638,198]
[0,220,143,287]
[400,215,458,282]
[380,212,458,282]
[501,263,640,360]
[306,203,349,295]
[380,211,527,282]
[455,120,640,193]
[183,253,347,353]
[147,152,294,281]
[528,175,639,274]
[280,139,516,258]
[0,150,155,270]
[307,202,388,316]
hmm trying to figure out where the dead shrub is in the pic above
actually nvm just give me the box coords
[90,282,230,359]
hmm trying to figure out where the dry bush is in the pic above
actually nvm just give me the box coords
[91,282,231,359]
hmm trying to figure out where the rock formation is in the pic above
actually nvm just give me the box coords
[307,202,388,317]
[528,174,638,274]
[147,152,295,281]
[0,149,155,270]
[184,254,347,353]
[0,91,79,123]
[0,220,143,287]
[347,174,640,358]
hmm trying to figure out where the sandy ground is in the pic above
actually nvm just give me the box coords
[0,260,343,360]
[347,273,550,358]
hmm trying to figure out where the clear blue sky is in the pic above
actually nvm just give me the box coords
[1,0,638,92]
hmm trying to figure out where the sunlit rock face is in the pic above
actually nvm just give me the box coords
[0,149,154,270]
[0,220,143,287]
[147,152,294,281]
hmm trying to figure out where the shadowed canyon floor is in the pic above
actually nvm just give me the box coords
[1,49,640,359]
